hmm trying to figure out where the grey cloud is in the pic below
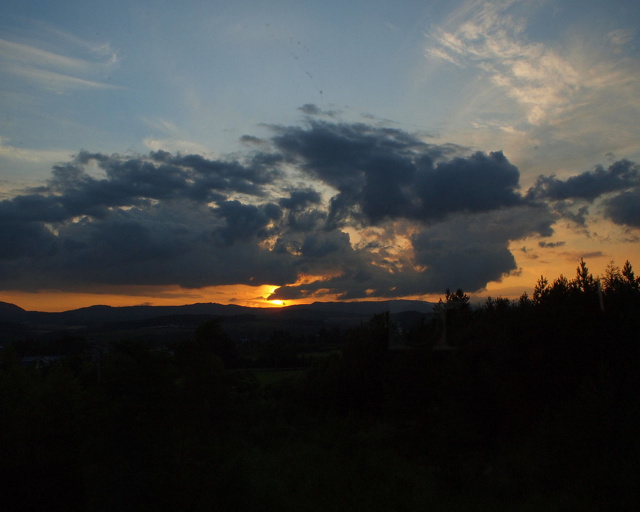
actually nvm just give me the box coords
[552,202,590,227]
[0,203,297,291]
[416,150,522,220]
[213,200,282,245]
[538,240,566,248]
[273,229,355,275]
[411,206,555,293]
[297,103,340,117]
[0,194,70,223]
[278,188,325,232]
[270,120,523,226]
[239,135,266,145]
[278,188,322,211]
[0,221,56,260]
[298,103,322,116]
[270,204,556,300]
[300,230,350,259]
[0,119,578,298]
[604,189,640,227]
[527,159,640,202]
[271,121,435,194]
[66,150,277,211]
[525,159,640,229]
[0,148,293,290]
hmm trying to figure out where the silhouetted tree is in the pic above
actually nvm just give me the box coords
[433,288,471,347]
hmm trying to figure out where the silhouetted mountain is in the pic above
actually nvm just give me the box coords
[47,303,249,326]
[0,301,26,322]
[0,300,436,333]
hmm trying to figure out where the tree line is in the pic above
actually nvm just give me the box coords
[0,259,638,510]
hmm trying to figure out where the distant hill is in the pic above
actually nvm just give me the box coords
[0,301,26,322]
[0,299,436,341]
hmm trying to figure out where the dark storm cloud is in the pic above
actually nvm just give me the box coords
[603,189,640,228]
[525,159,640,229]
[527,159,640,202]
[213,200,282,245]
[269,204,557,300]
[0,150,294,291]
[278,188,322,211]
[416,150,522,219]
[0,118,568,296]
[0,194,70,222]
[0,221,56,260]
[411,206,555,292]
[0,150,281,225]
[278,188,325,232]
[270,120,523,226]
[0,203,297,291]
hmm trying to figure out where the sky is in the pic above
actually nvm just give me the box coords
[1,0,640,312]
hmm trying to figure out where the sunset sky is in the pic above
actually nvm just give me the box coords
[2,0,640,312]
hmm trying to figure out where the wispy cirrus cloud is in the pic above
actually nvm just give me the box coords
[0,136,72,164]
[0,30,121,92]
[424,0,640,179]
[5,63,122,91]
[426,0,580,125]
[143,137,214,156]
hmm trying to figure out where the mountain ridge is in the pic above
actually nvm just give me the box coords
[0,299,436,327]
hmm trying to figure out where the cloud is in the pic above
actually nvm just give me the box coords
[525,159,640,229]
[410,206,555,292]
[608,28,635,46]
[538,240,566,249]
[143,137,214,155]
[270,204,556,300]
[0,38,99,72]
[424,0,640,177]
[526,160,640,202]
[297,103,340,117]
[426,0,580,125]
[603,190,640,228]
[270,120,522,227]
[6,64,122,92]
[0,196,297,291]
[0,118,572,297]
[0,149,292,290]
[0,137,73,164]
[278,188,322,211]
[239,135,266,146]
[213,200,282,245]
[0,35,120,92]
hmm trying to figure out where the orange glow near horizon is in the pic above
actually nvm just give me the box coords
[0,283,445,313]
[3,228,638,313]
[0,284,300,313]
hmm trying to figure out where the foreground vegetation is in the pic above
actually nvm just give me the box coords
[1,260,639,511]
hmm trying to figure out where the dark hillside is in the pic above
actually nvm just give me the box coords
[1,262,638,510]
[0,301,26,322]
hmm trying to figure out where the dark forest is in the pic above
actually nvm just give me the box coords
[1,260,639,511]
